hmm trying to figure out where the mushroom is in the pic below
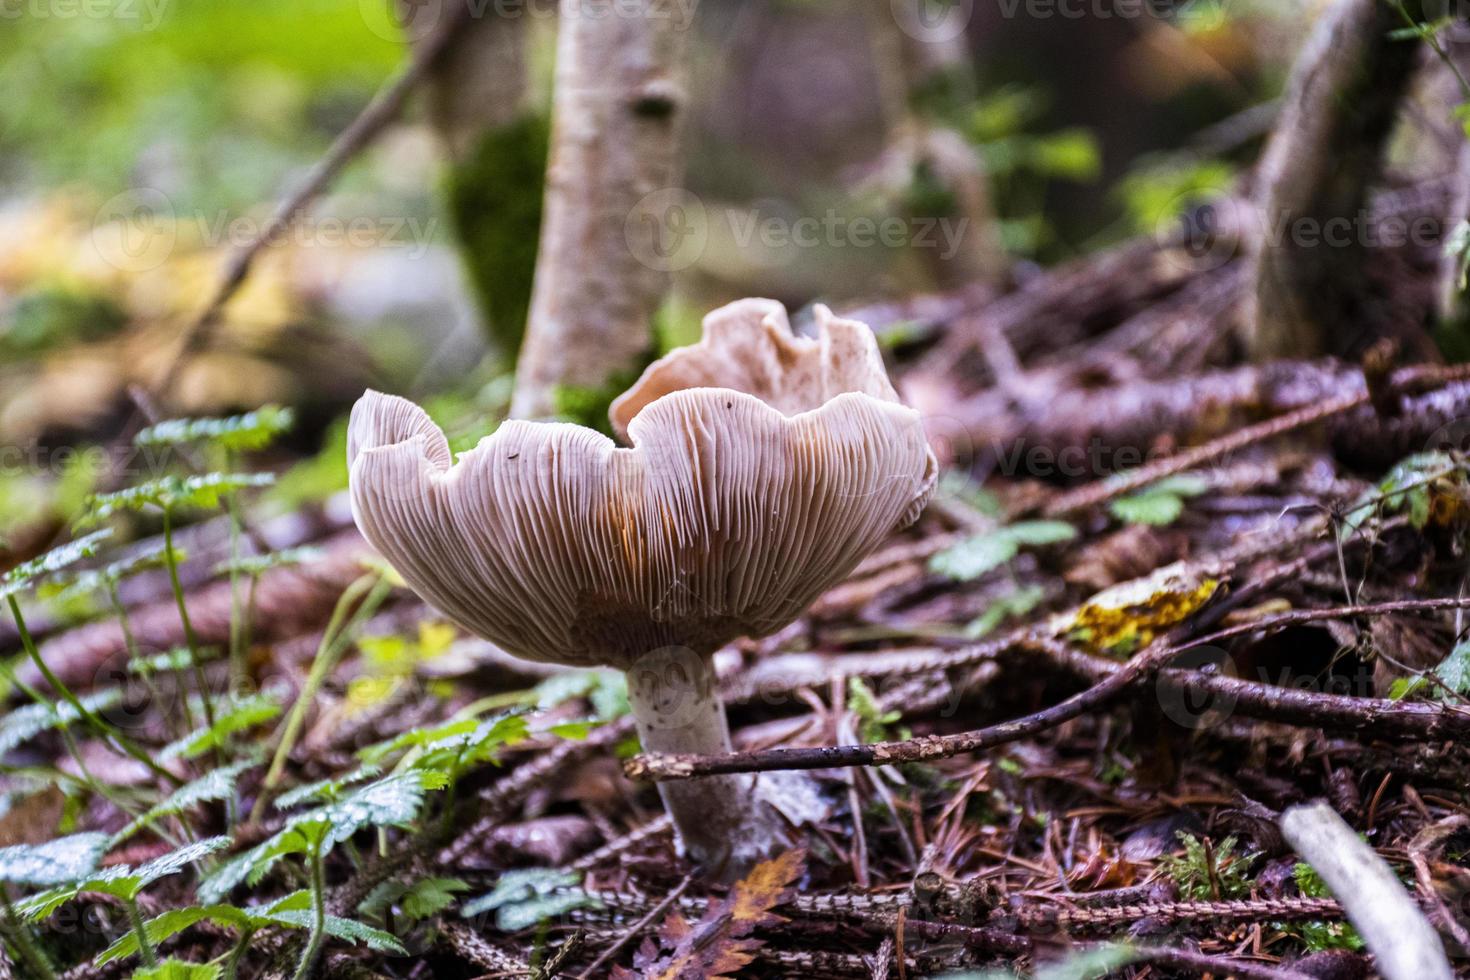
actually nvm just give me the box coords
[347,298,937,875]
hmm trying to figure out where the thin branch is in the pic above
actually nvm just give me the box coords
[576,873,694,979]
[1043,362,1470,517]
[625,597,1470,781]
[150,0,476,399]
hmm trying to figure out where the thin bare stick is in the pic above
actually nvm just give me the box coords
[150,1,475,400]
[1281,801,1454,980]
[625,597,1470,781]
[576,872,694,979]
[1131,945,1317,980]
[1043,362,1470,517]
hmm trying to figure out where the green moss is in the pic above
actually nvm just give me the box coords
[445,113,550,358]
[2,287,127,357]
[551,356,655,436]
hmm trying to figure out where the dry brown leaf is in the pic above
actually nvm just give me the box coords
[613,849,806,980]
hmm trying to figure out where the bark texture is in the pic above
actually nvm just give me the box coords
[405,0,547,355]
[1248,0,1425,359]
[511,0,696,420]
[1280,801,1453,980]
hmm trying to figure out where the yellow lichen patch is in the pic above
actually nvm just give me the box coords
[1056,560,1224,656]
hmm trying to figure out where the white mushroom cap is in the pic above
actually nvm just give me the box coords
[609,299,904,441]
[348,298,937,670]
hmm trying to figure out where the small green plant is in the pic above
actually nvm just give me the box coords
[1389,638,1470,702]
[1109,474,1209,527]
[17,837,229,969]
[929,520,1076,582]
[82,474,274,731]
[848,678,905,744]
[1283,863,1365,952]
[965,583,1047,638]
[1339,452,1465,541]
[1158,832,1256,901]
[461,868,598,931]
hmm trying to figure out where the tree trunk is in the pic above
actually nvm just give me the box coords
[403,0,548,358]
[1247,0,1425,360]
[511,0,696,423]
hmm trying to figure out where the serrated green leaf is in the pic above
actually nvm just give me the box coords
[273,765,381,810]
[29,836,230,912]
[1001,520,1078,546]
[401,876,469,921]
[258,909,407,953]
[130,959,222,980]
[0,688,122,756]
[929,533,1018,581]
[54,544,182,602]
[1391,639,1470,701]
[0,530,113,598]
[97,905,251,965]
[461,868,590,932]
[81,474,275,524]
[360,713,529,772]
[1342,451,1462,540]
[495,891,596,932]
[127,646,216,678]
[929,520,1074,582]
[135,407,294,453]
[116,763,255,842]
[0,832,108,886]
[548,720,597,740]
[965,584,1046,638]
[1109,492,1185,526]
[213,545,324,578]
[201,771,441,903]
[1145,474,1209,497]
[161,693,281,761]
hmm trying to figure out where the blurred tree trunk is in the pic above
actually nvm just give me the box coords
[1435,28,1470,353]
[862,1,1006,290]
[403,0,548,360]
[1246,0,1425,361]
[511,0,696,423]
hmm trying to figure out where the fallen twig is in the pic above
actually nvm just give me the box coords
[1281,800,1454,980]
[150,0,476,399]
[626,598,1470,780]
[1043,362,1470,517]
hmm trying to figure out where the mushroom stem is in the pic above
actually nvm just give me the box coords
[625,647,782,878]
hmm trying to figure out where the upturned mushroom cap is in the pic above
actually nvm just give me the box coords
[608,299,904,441]
[348,298,936,670]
